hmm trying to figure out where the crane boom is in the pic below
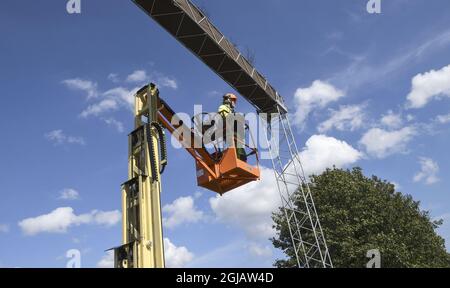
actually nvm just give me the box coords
[132,0,287,114]
[139,84,260,194]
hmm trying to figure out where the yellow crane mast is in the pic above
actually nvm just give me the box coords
[114,84,166,268]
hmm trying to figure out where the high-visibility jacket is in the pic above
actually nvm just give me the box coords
[218,103,233,118]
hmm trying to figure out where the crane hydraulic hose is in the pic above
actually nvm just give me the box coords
[146,122,168,182]
[152,121,168,174]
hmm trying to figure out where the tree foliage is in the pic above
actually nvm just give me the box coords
[272,167,450,268]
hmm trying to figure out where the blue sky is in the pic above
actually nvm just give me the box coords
[1,0,449,268]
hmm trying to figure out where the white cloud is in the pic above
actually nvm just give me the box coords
[207,90,221,97]
[107,73,119,83]
[103,87,138,110]
[126,69,178,88]
[299,135,362,176]
[18,207,120,236]
[317,104,366,133]
[210,167,281,240]
[19,207,89,235]
[159,76,178,89]
[163,196,204,229]
[45,130,86,146]
[187,241,246,267]
[436,113,450,124]
[391,182,401,190]
[164,238,194,268]
[247,243,272,258]
[97,251,114,268]
[413,157,440,185]
[0,224,9,233]
[406,114,415,122]
[79,87,139,118]
[406,64,450,109]
[359,127,416,158]
[293,80,345,128]
[59,188,79,200]
[91,210,121,227]
[126,70,148,83]
[64,70,177,132]
[326,31,343,41]
[102,118,124,133]
[380,110,403,129]
[62,78,98,99]
[80,99,118,118]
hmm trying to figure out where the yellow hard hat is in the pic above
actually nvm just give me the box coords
[223,93,237,102]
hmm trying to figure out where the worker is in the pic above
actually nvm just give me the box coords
[218,93,237,118]
[218,93,247,162]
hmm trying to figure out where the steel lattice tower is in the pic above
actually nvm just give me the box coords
[264,108,333,268]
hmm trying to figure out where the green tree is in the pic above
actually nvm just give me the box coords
[272,167,450,268]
